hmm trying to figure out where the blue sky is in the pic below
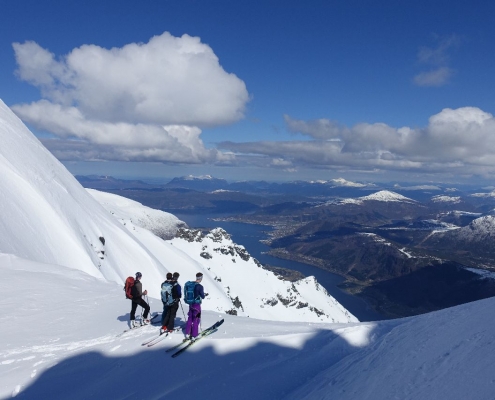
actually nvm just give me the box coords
[2,0,495,183]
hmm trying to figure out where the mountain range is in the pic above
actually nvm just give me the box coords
[77,172,495,318]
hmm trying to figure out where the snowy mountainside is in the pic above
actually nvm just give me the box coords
[171,227,357,322]
[421,215,495,267]
[454,215,495,241]
[0,99,169,284]
[87,189,186,239]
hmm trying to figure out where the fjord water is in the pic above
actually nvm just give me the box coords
[174,212,384,322]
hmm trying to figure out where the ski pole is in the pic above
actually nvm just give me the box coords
[179,300,187,321]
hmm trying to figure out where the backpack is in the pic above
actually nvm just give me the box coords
[124,276,135,299]
[161,281,176,306]
[184,281,200,305]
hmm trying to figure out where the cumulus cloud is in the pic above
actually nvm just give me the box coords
[11,33,249,163]
[219,107,495,177]
[14,100,233,164]
[413,34,460,87]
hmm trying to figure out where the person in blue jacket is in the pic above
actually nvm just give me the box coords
[161,272,182,333]
[184,272,207,339]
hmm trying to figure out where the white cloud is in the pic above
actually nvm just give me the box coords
[13,34,248,126]
[14,100,232,164]
[413,34,460,87]
[413,67,453,87]
[219,107,495,177]
[11,33,249,164]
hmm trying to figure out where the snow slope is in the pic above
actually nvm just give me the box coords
[2,253,495,399]
[0,99,176,285]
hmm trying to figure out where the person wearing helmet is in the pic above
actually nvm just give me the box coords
[130,272,150,328]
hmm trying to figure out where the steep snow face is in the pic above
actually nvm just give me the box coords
[170,228,358,323]
[87,189,186,239]
[360,190,416,202]
[0,100,171,284]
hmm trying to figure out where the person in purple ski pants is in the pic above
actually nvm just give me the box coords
[185,272,207,339]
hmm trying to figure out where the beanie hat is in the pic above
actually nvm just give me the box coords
[135,272,142,278]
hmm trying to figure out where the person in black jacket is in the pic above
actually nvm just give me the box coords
[161,272,173,327]
[130,272,150,328]
[161,272,182,333]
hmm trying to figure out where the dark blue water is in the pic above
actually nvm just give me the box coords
[174,212,385,322]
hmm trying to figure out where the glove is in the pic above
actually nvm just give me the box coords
[204,293,209,297]
[143,289,148,295]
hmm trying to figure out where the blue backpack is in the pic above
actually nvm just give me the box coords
[161,281,176,305]
[184,281,201,304]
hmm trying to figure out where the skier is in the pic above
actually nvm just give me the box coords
[184,272,207,340]
[130,272,151,328]
[161,272,173,327]
[161,272,182,333]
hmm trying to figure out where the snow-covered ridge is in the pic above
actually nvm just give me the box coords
[456,215,495,240]
[431,195,461,203]
[210,189,238,193]
[182,174,215,180]
[394,185,441,191]
[87,189,186,239]
[470,190,495,198]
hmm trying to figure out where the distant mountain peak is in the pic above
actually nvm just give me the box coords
[360,190,416,203]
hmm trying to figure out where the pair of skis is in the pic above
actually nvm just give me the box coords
[141,326,183,347]
[117,314,160,337]
[166,319,224,358]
